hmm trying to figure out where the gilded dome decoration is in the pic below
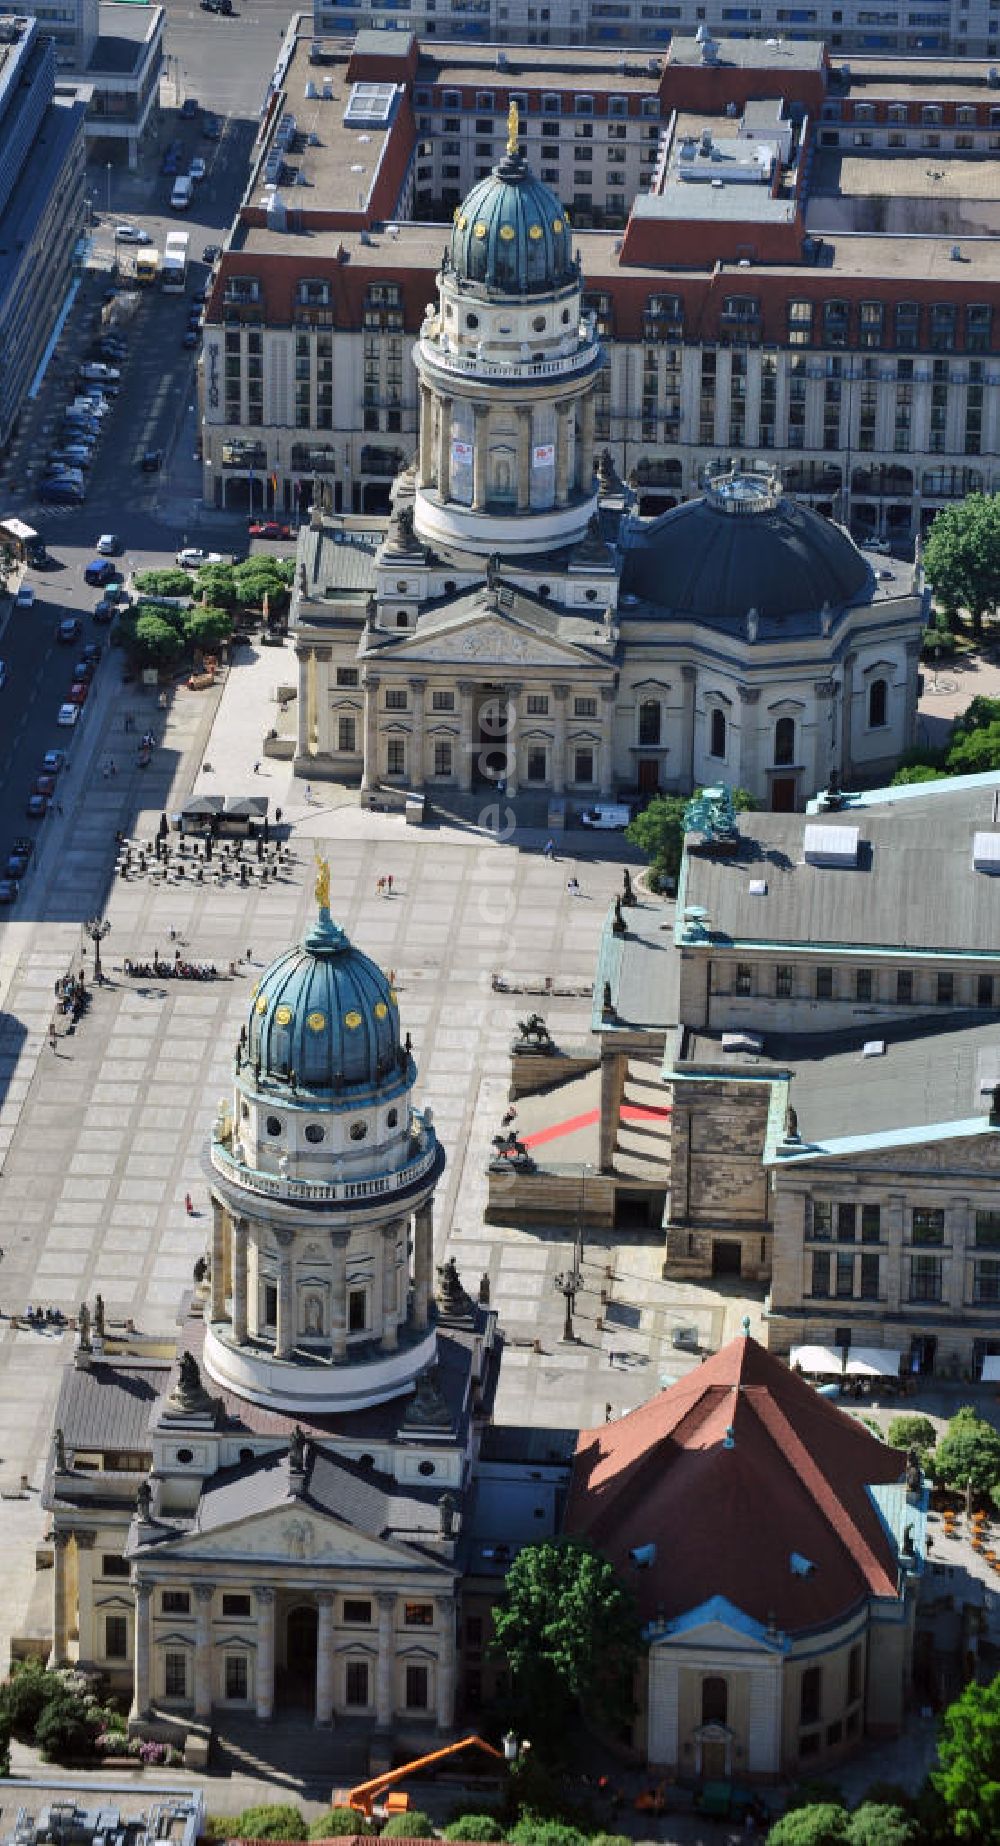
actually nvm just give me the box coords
[448,144,577,295]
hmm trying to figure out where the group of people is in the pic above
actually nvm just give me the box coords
[124,955,219,981]
[375,873,396,897]
[21,1305,67,1330]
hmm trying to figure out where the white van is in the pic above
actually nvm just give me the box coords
[579,804,632,830]
[170,175,194,210]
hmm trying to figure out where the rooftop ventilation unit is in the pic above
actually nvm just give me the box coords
[344,81,396,127]
[748,879,767,896]
[790,1552,816,1578]
[862,1040,885,1058]
[973,832,1000,873]
[803,823,860,868]
[722,1031,764,1055]
[630,1543,657,1567]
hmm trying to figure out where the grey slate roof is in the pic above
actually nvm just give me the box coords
[595,896,679,1034]
[370,580,615,660]
[681,785,1000,958]
[192,1443,451,1555]
[53,1361,167,1452]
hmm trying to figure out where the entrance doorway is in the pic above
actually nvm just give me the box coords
[282,1604,317,1707]
[712,1240,742,1278]
[638,758,661,795]
[701,1739,728,1779]
[909,1334,937,1377]
[771,776,797,812]
[475,685,511,787]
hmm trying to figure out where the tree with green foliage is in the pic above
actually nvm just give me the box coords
[34,1685,98,1762]
[765,1804,848,1846]
[133,569,193,598]
[0,1698,9,1777]
[491,1539,638,1745]
[133,612,184,667]
[508,1821,586,1846]
[0,1660,51,1738]
[227,1807,306,1841]
[929,1406,1000,1498]
[844,1805,915,1846]
[381,1813,435,1840]
[306,1810,371,1839]
[184,604,233,651]
[923,494,1000,636]
[193,563,238,607]
[946,723,1000,775]
[626,794,687,890]
[442,1820,504,1842]
[886,1415,937,1465]
[890,763,947,787]
[933,1670,1000,1840]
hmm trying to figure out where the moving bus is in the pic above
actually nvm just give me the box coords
[162,230,190,292]
[135,247,159,284]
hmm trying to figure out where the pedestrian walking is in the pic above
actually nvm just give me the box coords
[544,838,555,859]
[376,876,384,897]
[246,948,253,963]
[388,969,396,987]
[274,807,282,826]
[253,760,260,774]
[305,783,313,805]
[387,873,394,894]
[48,1023,57,1051]
[184,1193,194,1216]
[567,875,581,896]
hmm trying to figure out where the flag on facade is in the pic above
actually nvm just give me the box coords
[533,443,556,467]
[451,440,473,466]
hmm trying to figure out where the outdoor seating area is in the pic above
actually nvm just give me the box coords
[115,832,295,889]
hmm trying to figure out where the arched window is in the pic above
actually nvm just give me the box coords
[702,1676,728,1725]
[638,699,661,746]
[710,708,726,759]
[774,716,795,766]
[868,677,887,729]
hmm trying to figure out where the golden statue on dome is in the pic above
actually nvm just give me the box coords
[507,99,519,157]
[314,854,331,911]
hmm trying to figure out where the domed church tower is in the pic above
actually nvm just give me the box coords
[203,858,444,1413]
[412,103,603,557]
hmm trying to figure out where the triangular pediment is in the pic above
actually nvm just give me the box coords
[649,1594,787,1655]
[380,604,605,670]
[141,1501,448,1575]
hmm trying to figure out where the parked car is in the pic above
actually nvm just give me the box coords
[114,223,152,244]
[33,773,57,797]
[6,839,33,878]
[93,600,116,623]
[72,659,95,682]
[15,584,35,607]
[57,617,82,643]
[56,703,81,727]
[202,113,223,135]
[140,449,163,472]
[42,751,67,774]
[161,150,179,175]
[0,660,6,686]
[97,533,122,555]
[85,558,117,586]
[182,329,199,349]
[202,242,221,262]
[180,97,199,119]
[49,450,93,471]
[79,362,121,383]
[81,643,102,666]
[248,521,292,540]
[25,792,49,819]
[176,547,221,568]
[189,157,206,182]
[40,478,84,504]
[67,681,89,706]
[0,878,18,905]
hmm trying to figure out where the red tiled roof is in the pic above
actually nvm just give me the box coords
[564,1335,905,1634]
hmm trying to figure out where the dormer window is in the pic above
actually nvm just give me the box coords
[297,278,329,308]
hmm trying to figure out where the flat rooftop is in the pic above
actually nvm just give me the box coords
[668,33,826,71]
[812,149,1000,201]
[416,43,661,90]
[249,35,400,219]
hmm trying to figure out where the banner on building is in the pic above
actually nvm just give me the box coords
[452,440,473,466]
[533,443,556,467]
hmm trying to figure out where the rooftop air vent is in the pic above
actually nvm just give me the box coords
[790,1552,816,1578]
[862,1040,885,1058]
[722,1031,764,1054]
[973,832,1000,873]
[748,879,767,896]
[803,823,860,868]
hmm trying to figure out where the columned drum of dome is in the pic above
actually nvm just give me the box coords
[412,108,602,558]
[202,861,444,1414]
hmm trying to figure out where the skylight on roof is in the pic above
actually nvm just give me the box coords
[973,831,1000,874]
[803,823,860,868]
[344,81,396,128]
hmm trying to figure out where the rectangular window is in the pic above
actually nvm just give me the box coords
[102,1555,130,1578]
[910,1253,943,1302]
[343,1599,373,1625]
[836,1252,855,1297]
[105,1615,128,1661]
[860,1253,881,1299]
[387,739,405,777]
[856,969,873,1002]
[775,965,793,999]
[162,1590,191,1615]
[348,1289,367,1332]
[811,1251,831,1297]
[338,716,357,754]
[800,1665,821,1726]
[896,969,913,1004]
[222,1594,252,1618]
[405,1663,429,1709]
[975,1211,1000,1249]
[848,1644,862,1705]
[574,749,594,784]
[975,1260,1000,1303]
[735,963,752,995]
[861,1204,881,1242]
[385,689,407,711]
[346,1660,369,1707]
[433,741,452,778]
[336,667,359,687]
[811,1200,833,1241]
[405,1602,434,1626]
[912,1207,945,1245]
[937,971,954,1004]
[225,1654,248,1700]
[264,1282,277,1326]
[837,1203,857,1242]
[815,966,833,1000]
[431,689,455,711]
[527,747,547,782]
[164,1651,187,1699]
[526,694,549,714]
[574,697,597,717]
[977,974,994,1008]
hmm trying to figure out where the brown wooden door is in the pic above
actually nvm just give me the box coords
[638,758,660,793]
[702,1740,727,1779]
[771,776,797,812]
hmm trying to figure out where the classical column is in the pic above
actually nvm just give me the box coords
[75,1530,96,1662]
[577,393,596,493]
[232,1218,248,1345]
[419,384,434,489]
[132,1579,152,1719]
[738,686,761,800]
[551,684,569,794]
[381,1223,400,1352]
[315,1591,335,1726]
[841,650,857,781]
[412,1203,433,1330]
[255,1587,276,1720]
[360,672,381,793]
[330,1235,348,1361]
[210,1199,227,1322]
[504,683,521,796]
[409,678,426,790]
[275,1233,295,1360]
[516,406,532,513]
[598,686,616,797]
[679,664,697,790]
[295,645,311,759]
[305,648,318,752]
[554,401,572,507]
[52,1530,71,1666]
[376,1592,395,1729]
[194,1583,215,1719]
[458,681,475,792]
[435,1594,456,1732]
[472,404,489,511]
[436,395,453,503]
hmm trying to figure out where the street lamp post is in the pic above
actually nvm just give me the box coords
[106,161,111,216]
[554,1262,581,1344]
[85,918,111,984]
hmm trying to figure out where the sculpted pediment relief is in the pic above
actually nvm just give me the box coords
[395,616,599,670]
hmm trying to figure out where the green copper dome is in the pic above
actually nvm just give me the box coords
[449,150,576,296]
[245,906,405,1097]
